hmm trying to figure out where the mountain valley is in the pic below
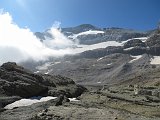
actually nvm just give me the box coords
[1,24,160,120]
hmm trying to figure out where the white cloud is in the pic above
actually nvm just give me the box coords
[0,11,76,64]
[52,21,61,28]
[43,27,76,49]
[0,10,125,65]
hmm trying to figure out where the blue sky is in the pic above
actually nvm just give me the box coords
[0,0,160,32]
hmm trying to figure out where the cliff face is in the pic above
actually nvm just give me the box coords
[0,62,86,109]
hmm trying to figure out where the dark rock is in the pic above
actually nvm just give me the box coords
[62,24,99,34]
[124,46,147,55]
[0,62,48,98]
[123,39,147,55]
[145,96,160,103]
[0,108,5,113]
[0,62,86,102]
[1,62,24,72]
[0,79,48,98]
[146,33,160,47]
[0,96,21,109]
[123,39,146,49]
[145,32,160,55]
[48,85,86,98]
[55,95,65,106]
[63,96,70,103]
[147,46,160,56]
[48,89,70,97]
[42,74,75,86]
[39,74,86,98]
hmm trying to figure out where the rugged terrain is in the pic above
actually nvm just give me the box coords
[33,25,160,86]
[0,62,86,110]
[1,25,160,120]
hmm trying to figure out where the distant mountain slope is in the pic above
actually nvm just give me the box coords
[35,24,147,45]
[62,24,100,35]
[24,25,160,86]
[29,29,160,86]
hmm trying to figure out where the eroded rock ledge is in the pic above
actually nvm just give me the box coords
[0,62,86,109]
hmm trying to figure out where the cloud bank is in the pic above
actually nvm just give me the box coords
[43,26,76,50]
[0,11,76,64]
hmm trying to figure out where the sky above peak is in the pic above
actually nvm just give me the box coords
[0,0,160,32]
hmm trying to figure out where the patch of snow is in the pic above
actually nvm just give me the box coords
[73,41,122,54]
[97,56,113,62]
[5,96,80,109]
[4,96,57,109]
[124,47,135,51]
[150,56,160,65]
[97,82,101,84]
[67,37,149,55]
[97,57,106,61]
[69,98,79,102]
[40,96,57,101]
[45,69,52,74]
[136,37,148,42]
[129,55,142,63]
[68,30,104,39]
[107,63,112,65]
[34,71,40,73]
[54,62,61,64]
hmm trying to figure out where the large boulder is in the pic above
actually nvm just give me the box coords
[42,74,87,98]
[48,85,86,98]
[41,74,75,86]
[0,62,48,98]
[0,62,86,100]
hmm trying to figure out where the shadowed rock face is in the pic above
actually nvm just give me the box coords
[31,31,160,85]
[0,62,86,109]
[146,33,160,55]
[35,24,147,45]
[146,33,160,47]
[62,26,147,45]
[0,62,47,98]
[123,39,146,49]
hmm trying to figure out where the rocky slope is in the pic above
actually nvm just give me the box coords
[35,24,147,45]
[31,28,160,86]
[1,87,160,120]
[1,26,160,120]
[0,62,86,110]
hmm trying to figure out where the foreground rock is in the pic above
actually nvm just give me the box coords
[0,95,69,120]
[146,31,160,55]
[0,96,21,108]
[0,62,86,109]
[41,74,86,98]
[0,92,158,120]
[0,62,48,98]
